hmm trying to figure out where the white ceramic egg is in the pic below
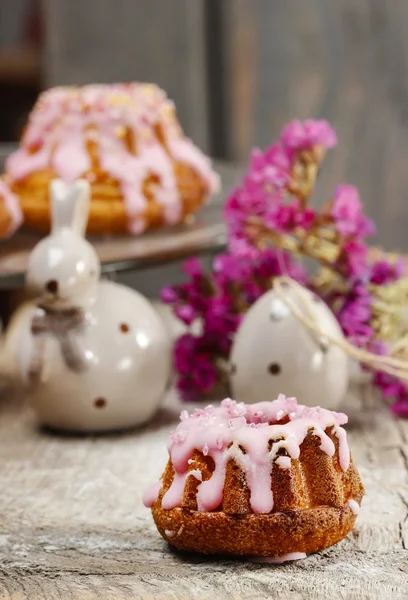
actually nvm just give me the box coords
[229,283,349,410]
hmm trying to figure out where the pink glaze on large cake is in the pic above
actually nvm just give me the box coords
[144,395,364,557]
[5,83,220,234]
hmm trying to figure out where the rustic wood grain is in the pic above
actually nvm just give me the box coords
[0,308,407,599]
[223,0,408,252]
[41,0,209,151]
[222,0,257,161]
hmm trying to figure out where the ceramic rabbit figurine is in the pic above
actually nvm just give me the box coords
[7,179,171,432]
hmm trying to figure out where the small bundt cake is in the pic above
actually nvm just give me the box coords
[144,395,364,558]
[0,179,22,238]
[4,83,219,235]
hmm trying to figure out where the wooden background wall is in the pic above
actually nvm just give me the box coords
[42,0,209,152]
[3,0,408,251]
[223,0,408,251]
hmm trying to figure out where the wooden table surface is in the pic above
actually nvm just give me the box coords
[0,309,407,600]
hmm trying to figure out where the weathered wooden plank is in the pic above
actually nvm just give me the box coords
[221,0,408,252]
[41,0,209,150]
[221,0,257,161]
[0,308,407,599]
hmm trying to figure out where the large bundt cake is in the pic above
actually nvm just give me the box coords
[143,395,364,558]
[4,83,219,235]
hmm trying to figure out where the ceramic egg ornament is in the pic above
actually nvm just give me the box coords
[7,179,171,432]
[230,283,349,410]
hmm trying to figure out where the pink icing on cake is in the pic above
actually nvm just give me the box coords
[347,499,360,515]
[6,83,220,233]
[143,395,351,514]
[142,481,162,508]
[250,552,307,563]
[0,179,23,236]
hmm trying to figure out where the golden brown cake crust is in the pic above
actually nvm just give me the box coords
[148,429,364,557]
[9,161,207,234]
[144,399,365,557]
[5,83,219,234]
[151,500,362,556]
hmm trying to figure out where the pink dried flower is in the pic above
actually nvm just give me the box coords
[342,240,369,279]
[370,258,405,285]
[248,147,289,189]
[174,334,197,374]
[373,371,405,399]
[191,360,218,393]
[163,118,408,417]
[294,206,316,230]
[177,377,200,402]
[227,235,259,259]
[265,200,296,232]
[280,119,337,150]
[160,286,179,304]
[175,304,197,325]
[263,143,292,172]
[331,185,375,238]
[182,257,203,278]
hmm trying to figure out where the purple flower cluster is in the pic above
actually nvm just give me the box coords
[163,118,408,417]
[329,251,408,417]
[331,185,375,238]
[280,119,338,150]
[224,120,336,258]
[335,283,374,347]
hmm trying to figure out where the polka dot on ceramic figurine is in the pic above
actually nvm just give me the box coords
[268,362,281,375]
[120,323,130,333]
[46,279,58,294]
[94,397,107,409]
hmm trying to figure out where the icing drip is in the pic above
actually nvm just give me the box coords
[164,529,176,538]
[334,425,350,471]
[142,481,162,508]
[168,137,221,195]
[6,83,219,231]
[275,455,291,469]
[52,131,90,183]
[347,499,360,515]
[188,469,203,482]
[250,552,307,563]
[0,179,22,236]
[161,471,188,510]
[145,395,351,514]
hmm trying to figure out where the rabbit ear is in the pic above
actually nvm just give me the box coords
[50,179,90,236]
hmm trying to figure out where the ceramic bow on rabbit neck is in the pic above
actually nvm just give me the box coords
[6,179,171,432]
